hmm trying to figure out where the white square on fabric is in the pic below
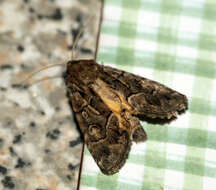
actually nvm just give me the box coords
[164,170,184,190]
[208,116,216,132]
[172,72,194,97]
[140,0,161,4]
[182,0,205,9]
[82,155,100,173]
[135,39,157,53]
[137,10,160,29]
[119,163,145,183]
[171,112,190,129]
[133,66,154,80]
[80,186,97,190]
[205,148,216,168]
[166,143,187,162]
[179,16,201,34]
[203,177,216,190]
[176,45,198,60]
[210,79,216,103]
[100,34,119,47]
[104,5,122,21]
[130,142,147,156]
[102,19,120,30]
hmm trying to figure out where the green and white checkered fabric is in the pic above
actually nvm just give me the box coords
[80,0,216,189]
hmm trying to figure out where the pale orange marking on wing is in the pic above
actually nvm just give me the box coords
[92,79,132,131]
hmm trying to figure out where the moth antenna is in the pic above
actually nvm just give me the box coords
[74,38,88,60]
[71,15,95,60]
[27,75,62,88]
[19,62,66,85]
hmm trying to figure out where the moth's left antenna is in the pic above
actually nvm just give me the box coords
[18,62,66,87]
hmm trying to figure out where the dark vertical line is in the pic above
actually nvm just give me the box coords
[76,143,85,190]
[94,0,104,60]
[76,1,104,190]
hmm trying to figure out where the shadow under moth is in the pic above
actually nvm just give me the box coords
[65,59,188,175]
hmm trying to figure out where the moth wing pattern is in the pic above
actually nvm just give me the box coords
[66,60,188,175]
[102,65,188,121]
[67,82,132,175]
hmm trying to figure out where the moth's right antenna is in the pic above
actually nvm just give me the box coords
[71,15,94,60]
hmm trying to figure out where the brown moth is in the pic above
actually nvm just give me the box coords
[21,15,188,175]
[65,59,188,175]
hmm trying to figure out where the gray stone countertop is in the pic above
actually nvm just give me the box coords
[0,0,101,189]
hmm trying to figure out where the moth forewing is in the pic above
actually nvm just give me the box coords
[66,60,188,174]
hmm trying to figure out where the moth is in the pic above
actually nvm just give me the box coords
[22,17,188,176]
[65,59,188,175]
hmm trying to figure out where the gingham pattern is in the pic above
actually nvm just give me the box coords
[80,0,216,189]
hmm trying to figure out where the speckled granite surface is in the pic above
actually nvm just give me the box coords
[0,0,101,189]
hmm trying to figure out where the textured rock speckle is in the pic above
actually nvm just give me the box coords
[0,0,101,189]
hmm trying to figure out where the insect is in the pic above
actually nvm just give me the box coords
[66,59,187,175]
[22,17,188,175]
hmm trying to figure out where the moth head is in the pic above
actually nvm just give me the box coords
[66,59,99,85]
[64,15,98,85]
